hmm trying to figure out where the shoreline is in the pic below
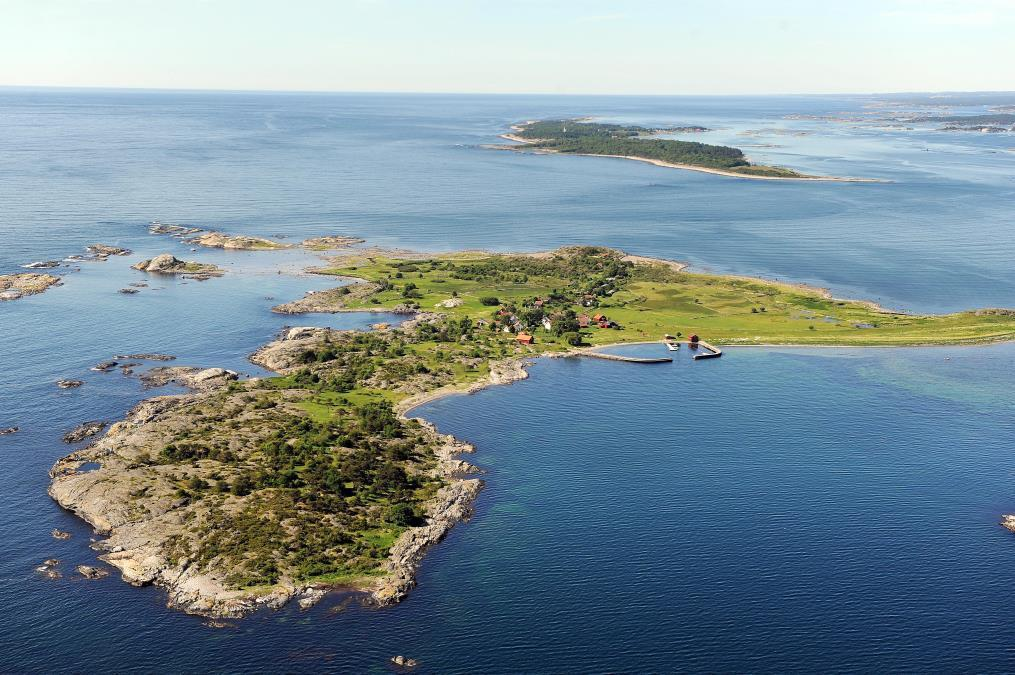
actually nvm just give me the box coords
[45,242,1015,619]
[495,133,887,183]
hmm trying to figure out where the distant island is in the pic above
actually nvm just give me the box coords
[48,244,1015,618]
[499,119,879,181]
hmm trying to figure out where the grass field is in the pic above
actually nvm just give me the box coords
[318,249,1015,348]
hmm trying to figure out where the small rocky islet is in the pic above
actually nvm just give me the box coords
[132,254,224,280]
[0,273,62,301]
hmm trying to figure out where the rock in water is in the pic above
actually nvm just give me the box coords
[57,379,84,389]
[91,361,118,372]
[0,273,61,301]
[22,260,61,269]
[51,529,71,540]
[76,565,110,579]
[390,656,419,669]
[132,254,223,278]
[87,244,132,257]
[62,420,107,444]
[36,558,62,579]
[0,427,19,435]
[132,254,184,273]
[113,353,176,361]
[1001,514,1015,533]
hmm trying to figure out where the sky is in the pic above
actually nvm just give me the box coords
[0,0,1012,95]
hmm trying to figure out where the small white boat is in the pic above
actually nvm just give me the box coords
[665,342,680,351]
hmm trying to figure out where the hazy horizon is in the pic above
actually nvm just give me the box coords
[1,0,1012,95]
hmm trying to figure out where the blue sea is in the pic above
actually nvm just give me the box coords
[2,90,1015,672]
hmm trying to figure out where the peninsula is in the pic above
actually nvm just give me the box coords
[48,246,1015,618]
[500,119,878,181]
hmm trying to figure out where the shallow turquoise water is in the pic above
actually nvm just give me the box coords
[2,91,1015,672]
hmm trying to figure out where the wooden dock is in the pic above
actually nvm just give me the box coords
[691,340,723,360]
[579,351,673,364]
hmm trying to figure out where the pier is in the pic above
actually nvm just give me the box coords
[691,340,723,360]
[579,351,673,364]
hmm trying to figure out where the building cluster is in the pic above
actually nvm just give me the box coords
[486,296,622,346]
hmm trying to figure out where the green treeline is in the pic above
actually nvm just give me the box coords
[513,119,802,176]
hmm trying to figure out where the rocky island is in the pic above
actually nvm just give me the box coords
[302,235,366,251]
[499,119,880,181]
[132,254,224,279]
[1,273,61,301]
[48,246,1015,618]
[190,231,291,251]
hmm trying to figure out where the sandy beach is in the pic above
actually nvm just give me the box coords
[496,133,887,183]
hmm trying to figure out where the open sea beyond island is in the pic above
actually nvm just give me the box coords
[3,90,1015,672]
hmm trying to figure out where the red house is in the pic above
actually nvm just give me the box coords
[515,332,534,345]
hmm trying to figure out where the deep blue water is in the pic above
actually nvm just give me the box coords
[2,90,1015,672]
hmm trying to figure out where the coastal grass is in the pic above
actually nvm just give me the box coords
[319,252,1015,348]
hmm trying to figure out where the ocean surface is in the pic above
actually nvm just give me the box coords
[2,90,1015,672]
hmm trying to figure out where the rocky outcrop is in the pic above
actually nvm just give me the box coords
[149,222,202,237]
[22,260,61,269]
[0,273,61,301]
[391,656,419,669]
[132,254,224,279]
[76,565,110,579]
[190,232,290,250]
[87,244,132,258]
[36,559,62,579]
[51,528,72,540]
[114,353,177,361]
[91,360,119,372]
[57,379,84,389]
[139,367,239,390]
[62,420,107,444]
[302,235,365,250]
[250,326,336,372]
[271,282,384,314]
[0,426,19,435]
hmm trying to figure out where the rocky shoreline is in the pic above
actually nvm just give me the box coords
[46,312,530,618]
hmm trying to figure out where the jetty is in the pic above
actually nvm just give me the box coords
[691,340,723,360]
[579,351,673,364]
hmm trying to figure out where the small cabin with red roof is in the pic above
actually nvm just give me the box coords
[515,332,534,345]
